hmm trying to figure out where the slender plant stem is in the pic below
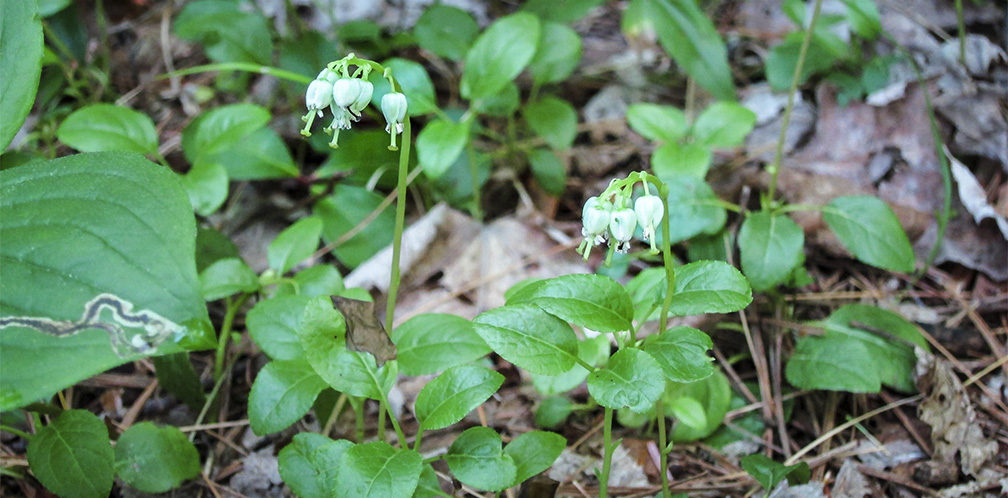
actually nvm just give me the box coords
[655,178,675,498]
[385,117,411,329]
[466,141,484,221]
[954,0,966,65]
[413,427,424,452]
[655,401,670,498]
[599,407,614,498]
[353,397,365,443]
[158,62,312,84]
[765,0,824,210]
[380,397,407,447]
[214,293,250,382]
[0,425,31,440]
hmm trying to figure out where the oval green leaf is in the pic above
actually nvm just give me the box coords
[670,260,752,316]
[461,13,541,100]
[738,211,804,291]
[692,102,757,148]
[199,257,259,301]
[414,5,478,60]
[371,58,438,116]
[640,326,715,382]
[181,103,270,163]
[278,434,351,498]
[506,273,634,332]
[662,173,727,243]
[587,348,665,413]
[314,184,395,269]
[527,21,582,85]
[504,430,566,486]
[415,365,504,430]
[114,423,201,493]
[823,196,914,273]
[471,304,579,375]
[391,313,490,375]
[27,410,113,498]
[0,0,43,150]
[57,104,159,155]
[248,360,327,435]
[652,141,712,179]
[268,216,323,273]
[417,119,470,180]
[246,295,311,360]
[524,96,577,150]
[181,161,228,216]
[335,442,423,498]
[446,427,517,492]
[626,103,688,142]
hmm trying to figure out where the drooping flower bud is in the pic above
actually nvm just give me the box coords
[609,208,637,253]
[634,194,664,251]
[381,92,408,150]
[577,196,615,260]
[301,68,339,137]
[350,80,374,117]
[332,78,364,109]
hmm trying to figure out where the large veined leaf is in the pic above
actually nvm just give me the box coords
[0,1,43,150]
[0,153,213,412]
[823,196,914,273]
[506,273,634,332]
[461,13,541,100]
[738,211,804,291]
[56,104,159,155]
[27,410,113,498]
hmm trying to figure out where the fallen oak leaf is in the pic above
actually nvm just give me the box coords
[331,296,396,366]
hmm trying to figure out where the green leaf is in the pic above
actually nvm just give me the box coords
[471,82,520,117]
[372,58,438,116]
[506,274,634,333]
[587,348,665,413]
[528,148,567,196]
[278,434,351,498]
[765,32,842,90]
[249,360,327,435]
[391,313,490,375]
[114,423,200,493]
[738,212,805,291]
[199,257,259,300]
[247,295,310,360]
[213,127,299,180]
[692,102,756,148]
[527,21,582,85]
[524,96,577,150]
[471,304,579,375]
[670,260,752,316]
[153,353,206,410]
[823,196,914,273]
[535,396,573,428]
[269,216,323,273]
[652,142,712,179]
[415,365,504,430]
[640,0,734,101]
[56,104,159,155]
[0,153,213,412]
[461,13,541,100]
[666,371,732,442]
[181,103,270,164]
[413,464,443,498]
[413,5,478,60]
[181,161,228,216]
[661,173,727,243]
[787,304,926,393]
[446,427,517,492]
[417,119,470,180]
[174,0,271,64]
[0,0,43,150]
[841,0,881,39]
[314,184,395,269]
[626,103,688,142]
[315,130,400,188]
[532,334,609,395]
[740,454,811,491]
[280,265,345,298]
[195,227,239,272]
[504,431,566,486]
[521,0,606,23]
[27,410,113,498]
[640,326,714,382]
[336,442,423,498]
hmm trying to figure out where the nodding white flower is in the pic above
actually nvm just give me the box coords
[301,68,339,137]
[634,194,664,250]
[350,80,374,117]
[581,197,612,245]
[381,92,408,150]
[332,77,365,109]
[324,106,354,149]
[609,208,637,253]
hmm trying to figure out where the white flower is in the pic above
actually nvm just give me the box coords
[324,106,354,149]
[332,78,365,109]
[634,194,664,250]
[300,68,339,137]
[350,80,374,117]
[381,92,408,150]
[581,197,611,245]
[609,208,637,253]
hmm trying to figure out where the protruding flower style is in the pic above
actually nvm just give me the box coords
[577,196,613,259]
[634,194,664,251]
[609,208,637,253]
[350,80,374,117]
[301,68,339,137]
[324,106,354,149]
[381,92,408,150]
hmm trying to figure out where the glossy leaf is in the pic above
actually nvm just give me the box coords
[268,216,323,273]
[640,326,714,382]
[528,148,567,196]
[662,173,727,243]
[335,442,423,498]
[181,161,228,216]
[471,304,579,375]
[670,260,752,316]
[413,465,443,498]
[314,184,395,268]
[214,127,298,180]
[527,21,582,85]
[667,371,732,442]
[0,153,213,412]
[652,141,712,179]
[174,0,271,64]
[692,102,756,148]
[391,313,490,375]
[626,103,688,142]
[786,335,878,392]
[824,196,914,273]
[413,5,478,60]
[249,360,327,435]
[446,427,517,492]
[641,0,734,101]
[0,0,43,150]
[532,334,609,395]
[506,274,634,333]
[738,212,804,291]
[278,434,351,498]
[461,13,541,100]
[114,423,200,493]
[27,410,113,498]
[524,96,577,150]
[504,431,566,486]
[417,119,470,180]
[246,296,310,361]
[57,104,159,155]
[199,257,259,300]
[415,365,504,430]
[181,103,270,164]
[587,348,665,413]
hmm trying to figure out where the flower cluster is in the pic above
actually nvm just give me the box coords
[301,56,407,150]
[577,178,665,261]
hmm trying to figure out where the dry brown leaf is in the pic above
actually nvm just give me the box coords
[914,348,999,477]
[833,459,880,498]
[332,296,396,366]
